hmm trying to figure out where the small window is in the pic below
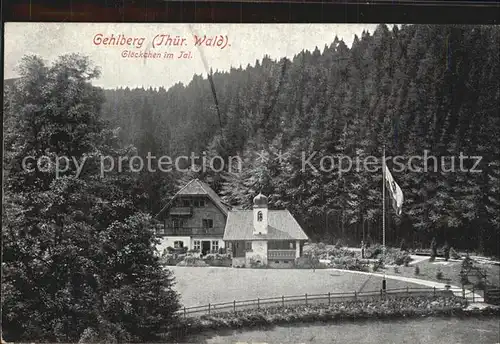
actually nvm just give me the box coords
[182,199,190,207]
[284,261,289,264]
[212,240,219,252]
[193,199,205,207]
[174,241,184,248]
[245,242,252,251]
[193,240,201,251]
[202,219,214,228]
[257,211,263,222]
[172,218,183,228]
[275,261,279,264]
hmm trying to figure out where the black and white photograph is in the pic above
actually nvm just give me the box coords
[2,22,500,343]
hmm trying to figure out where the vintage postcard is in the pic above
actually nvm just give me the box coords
[2,22,500,343]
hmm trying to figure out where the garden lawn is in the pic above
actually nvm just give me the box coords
[168,266,423,307]
[383,257,500,291]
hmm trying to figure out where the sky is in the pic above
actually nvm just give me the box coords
[4,23,381,90]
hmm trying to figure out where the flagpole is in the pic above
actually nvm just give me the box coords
[382,145,386,291]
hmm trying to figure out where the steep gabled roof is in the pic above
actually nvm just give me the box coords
[223,210,309,241]
[155,179,229,219]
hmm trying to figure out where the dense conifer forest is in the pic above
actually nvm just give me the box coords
[99,24,499,255]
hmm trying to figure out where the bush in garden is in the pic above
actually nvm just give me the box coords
[177,256,208,267]
[372,259,384,272]
[400,239,407,251]
[332,257,369,272]
[334,239,343,249]
[443,242,450,261]
[332,256,352,266]
[355,262,370,272]
[203,253,216,261]
[159,253,185,266]
[303,243,324,257]
[385,249,412,266]
[326,247,355,259]
[295,256,313,269]
[317,242,326,250]
[414,265,420,275]
[249,256,267,268]
[365,235,372,248]
[393,266,400,274]
[374,247,413,266]
[365,244,383,259]
[404,255,411,267]
[462,255,473,270]
[430,238,438,262]
[186,251,202,259]
[202,253,232,267]
[436,270,444,280]
[450,247,461,260]
[295,256,314,269]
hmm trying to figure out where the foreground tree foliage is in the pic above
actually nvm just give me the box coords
[101,25,500,255]
[2,54,180,342]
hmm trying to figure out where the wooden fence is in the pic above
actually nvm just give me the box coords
[178,286,452,317]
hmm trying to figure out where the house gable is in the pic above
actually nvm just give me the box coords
[155,178,229,220]
[162,195,227,231]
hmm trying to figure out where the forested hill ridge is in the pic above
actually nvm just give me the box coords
[100,24,499,255]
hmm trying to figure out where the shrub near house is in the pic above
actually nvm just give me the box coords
[160,252,232,267]
[202,253,232,267]
[303,243,411,271]
[365,244,412,266]
[305,245,370,271]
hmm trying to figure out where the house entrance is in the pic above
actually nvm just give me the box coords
[202,241,211,255]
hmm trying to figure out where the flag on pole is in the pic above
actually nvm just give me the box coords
[384,165,404,216]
